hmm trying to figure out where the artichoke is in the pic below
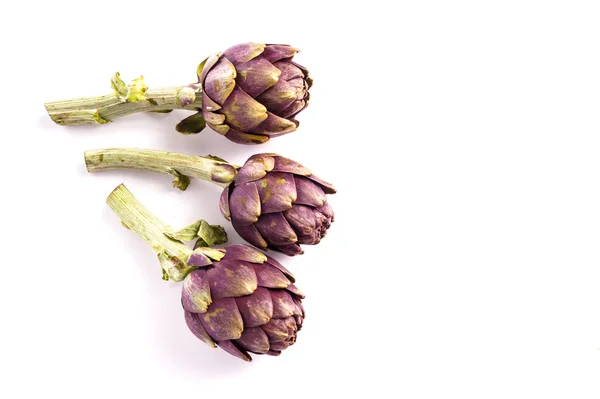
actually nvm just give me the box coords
[200,43,311,144]
[44,42,311,145]
[105,184,305,361]
[220,153,336,255]
[86,149,337,256]
[183,244,304,361]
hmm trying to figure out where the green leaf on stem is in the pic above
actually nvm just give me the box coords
[198,221,228,246]
[127,76,147,102]
[171,170,191,191]
[176,112,206,135]
[111,72,128,100]
[165,220,202,242]
[166,220,228,246]
[196,57,208,81]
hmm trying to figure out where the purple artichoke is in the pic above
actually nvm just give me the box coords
[183,245,304,361]
[86,149,336,255]
[105,185,306,362]
[200,43,312,144]
[45,42,311,145]
[219,154,336,256]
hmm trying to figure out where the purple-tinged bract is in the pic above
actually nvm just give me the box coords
[201,43,312,145]
[183,245,305,361]
[220,154,336,256]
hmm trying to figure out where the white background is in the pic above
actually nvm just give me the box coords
[1,0,600,397]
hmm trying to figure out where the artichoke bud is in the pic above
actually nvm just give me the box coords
[222,154,336,255]
[182,245,305,361]
[200,43,312,144]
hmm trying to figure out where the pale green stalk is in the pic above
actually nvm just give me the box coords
[44,73,202,125]
[85,148,238,190]
[106,184,226,281]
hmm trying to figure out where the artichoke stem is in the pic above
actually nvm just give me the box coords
[106,184,228,281]
[85,148,238,190]
[44,73,202,125]
[106,184,194,281]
